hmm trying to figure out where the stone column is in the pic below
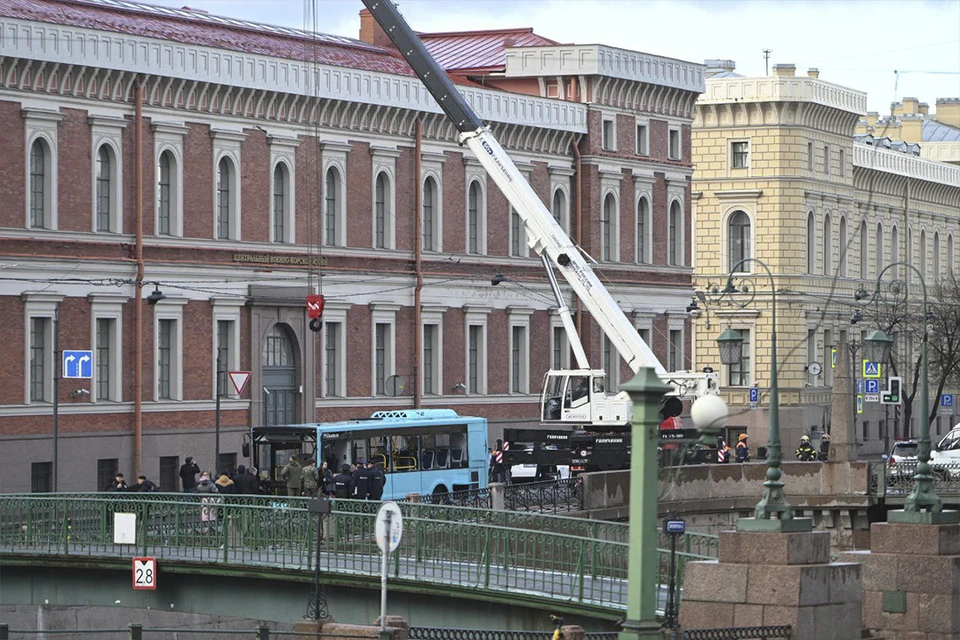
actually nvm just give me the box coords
[838,522,960,639]
[829,334,856,463]
[679,529,862,639]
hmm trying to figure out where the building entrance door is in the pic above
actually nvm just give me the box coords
[262,324,298,426]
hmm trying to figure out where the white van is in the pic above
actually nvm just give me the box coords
[929,426,960,476]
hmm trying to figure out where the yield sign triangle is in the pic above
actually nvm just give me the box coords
[228,371,251,396]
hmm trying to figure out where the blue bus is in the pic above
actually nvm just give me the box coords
[250,409,489,499]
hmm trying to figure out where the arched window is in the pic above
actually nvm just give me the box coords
[272,164,287,243]
[96,145,113,233]
[216,157,232,239]
[935,232,941,281]
[375,172,387,249]
[602,193,616,261]
[157,151,172,236]
[422,176,437,252]
[891,225,900,277]
[949,234,955,275]
[838,217,847,277]
[920,230,927,281]
[325,167,341,247]
[807,212,816,274]
[823,214,832,275]
[668,200,683,266]
[875,223,883,279]
[860,221,868,279]
[510,208,524,257]
[636,197,649,264]
[30,139,48,229]
[468,181,481,254]
[728,210,751,272]
[552,189,566,232]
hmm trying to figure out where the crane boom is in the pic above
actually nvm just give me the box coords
[361,0,718,401]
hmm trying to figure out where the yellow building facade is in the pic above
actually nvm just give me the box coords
[692,63,960,457]
[858,97,960,167]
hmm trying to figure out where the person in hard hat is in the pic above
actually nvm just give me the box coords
[795,435,817,461]
[735,433,750,462]
[817,434,831,462]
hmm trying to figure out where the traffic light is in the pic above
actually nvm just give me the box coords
[881,376,902,405]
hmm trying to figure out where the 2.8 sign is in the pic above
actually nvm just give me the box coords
[132,557,157,590]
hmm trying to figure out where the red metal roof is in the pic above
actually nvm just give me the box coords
[420,28,559,73]
[1,0,419,77]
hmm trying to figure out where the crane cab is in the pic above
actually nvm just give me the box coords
[540,369,631,427]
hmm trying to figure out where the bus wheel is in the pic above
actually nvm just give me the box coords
[432,484,450,504]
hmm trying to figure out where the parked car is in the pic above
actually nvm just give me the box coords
[931,425,960,478]
[886,439,918,482]
[509,443,570,483]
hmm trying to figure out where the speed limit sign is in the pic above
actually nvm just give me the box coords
[132,557,157,590]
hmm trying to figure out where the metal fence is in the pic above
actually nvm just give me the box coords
[0,494,717,612]
[883,460,960,495]
[674,626,791,639]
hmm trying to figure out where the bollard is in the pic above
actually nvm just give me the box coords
[128,623,143,640]
[256,625,270,640]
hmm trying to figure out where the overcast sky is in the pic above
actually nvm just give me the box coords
[144,0,960,115]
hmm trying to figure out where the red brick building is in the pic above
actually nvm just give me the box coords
[0,0,705,492]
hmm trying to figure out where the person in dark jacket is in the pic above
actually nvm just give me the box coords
[104,472,128,492]
[351,461,372,499]
[368,461,386,500]
[231,465,257,494]
[180,456,200,493]
[333,465,353,498]
[795,435,817,461]
[320,461,335,496]
[136,475,157,492]
[818,434,831,462]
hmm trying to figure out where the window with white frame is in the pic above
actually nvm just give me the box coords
[211,128,244,241]
[921,230,928,280]
[371,146,399,250]
[668,128,681,160]
[668,328,683,372]
[371,303,398,396]
[860,221,868,279]
[90,116,125,234]
[324,322,343,398]
[467,179,485,255]
[727,328,751,387]
[90,295,123,403]
[731,140,750,169]
[636,122,649,156]
[823,144,831,175]
[509,309,532,394]
[421,307,445,396]
[552,324,569,370]
[212,299,241,398]
[807,212,816,274]
[510,207,526,257]
[875,223,883,279]
[272,163,291,243]
[636,196,650,264]
[325,167,343,247]
[23,294,60,404]
[24,108,62,230]
[154,299,185,401]
[422,175,440,253]
[152,122,187,237]
[823,214,832,275]
[839,217,848,277]
[602,118,616,151]
[602,193,618,261]
[728,210,751,272]
[464,306,490,395]
[935,231,941,281]
[551,188,566,232]
[668,200,684,266]
[267,134,298,244]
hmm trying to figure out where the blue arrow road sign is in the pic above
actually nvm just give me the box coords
[864,379,880,394]
[62,350,93,379]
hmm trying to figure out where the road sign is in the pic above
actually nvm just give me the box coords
[864,379,880,395]
[664,519,685,534]
[375,501,403,553]
[857,395,863,414]
[882,377,902,406]
[941,394,955,416]
[831,348,837,369]
[113,512,136,545]
[228,371,251,395]
[62,350,93,379]
[132,557,157,590]
[857,379,863,394]
[865,394,880,403]
[862,360,881,379]
[749,387,760,409]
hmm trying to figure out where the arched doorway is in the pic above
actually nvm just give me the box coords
[262,324,298,426]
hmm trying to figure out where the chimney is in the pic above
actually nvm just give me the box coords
[935,98,960,127]
[902,97,919,115]
[359,9,395,49]
[703,59,736,78]
[890,101,903,117]
[772,63,796,77]
[919,102,930,117]
[807,68,819,79]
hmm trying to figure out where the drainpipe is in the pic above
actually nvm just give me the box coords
[414,118,423,408]
[571,137,585,352]
[134,78,144,477]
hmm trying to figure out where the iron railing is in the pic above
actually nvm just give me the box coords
[0,494,718,613]
[883,461,960,495]
[503,479,582,513]
[675,626,791,639]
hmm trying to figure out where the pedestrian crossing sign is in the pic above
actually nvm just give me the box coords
[862,360,881,379]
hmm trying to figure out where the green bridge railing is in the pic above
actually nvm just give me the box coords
[0,494,718,614]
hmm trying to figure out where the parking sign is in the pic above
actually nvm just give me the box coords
[749,387,759,409]
[941,394,955,416]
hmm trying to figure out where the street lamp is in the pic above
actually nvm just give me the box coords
[860,263,958,524]
[717,258,811,531]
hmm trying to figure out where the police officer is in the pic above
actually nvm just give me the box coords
[368,461,386,501]
[795,435,817,461]
[333,465,353,499]
[351,460,373,499]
